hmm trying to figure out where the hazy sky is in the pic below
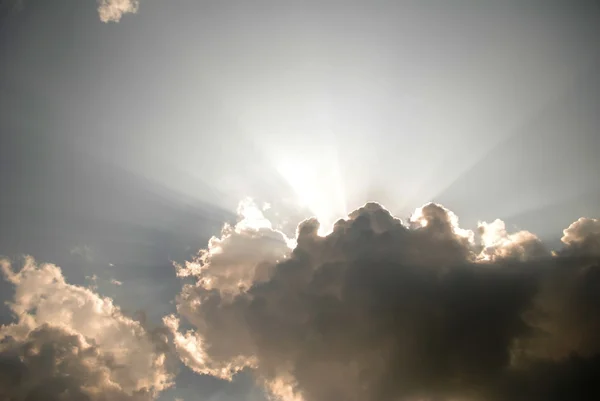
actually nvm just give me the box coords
[1,1,600,401]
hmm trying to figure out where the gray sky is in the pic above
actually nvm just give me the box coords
[1,1,600,400]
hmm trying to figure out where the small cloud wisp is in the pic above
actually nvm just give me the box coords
[97,0,139,23]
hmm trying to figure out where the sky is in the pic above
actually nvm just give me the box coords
[1,1,600,401]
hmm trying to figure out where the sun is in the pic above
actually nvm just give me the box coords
[277,156,347,236]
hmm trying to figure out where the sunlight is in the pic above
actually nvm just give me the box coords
[277,150,347,236]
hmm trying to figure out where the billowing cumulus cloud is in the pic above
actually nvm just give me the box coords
[167,200,600,401]
[477,219,547,262]
[560,217,600,256]
[97,0,139,23]
[174,198,293,295]
[0,257,174,401]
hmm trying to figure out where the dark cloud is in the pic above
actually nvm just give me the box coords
[168,201,600,401]
[2,201,599,401]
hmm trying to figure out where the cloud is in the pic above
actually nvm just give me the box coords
[97,0,139,23]
[174,198,293,295]
[560,217,600,256]
[0,256,174,401]
[3,200,599,401]
[477,219,547,262]
[167,200,600,401]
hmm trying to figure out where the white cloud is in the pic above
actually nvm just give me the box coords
[175,198,293,295]
[561,217,600,256]
[477,218,547,261]
[0,256,174,400]
[97,0,140,23]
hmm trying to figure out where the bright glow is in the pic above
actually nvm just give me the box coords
[409,207,429,228]
[277,150,347,236]
[236,197,274,232]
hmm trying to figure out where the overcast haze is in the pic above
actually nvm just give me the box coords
[1,1,600,401]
